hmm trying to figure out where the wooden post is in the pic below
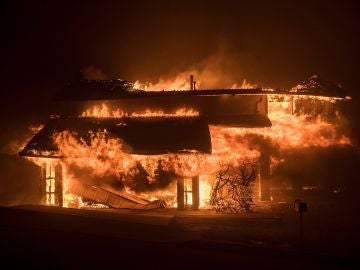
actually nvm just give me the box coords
[192,176,200,210]
[260,151,271,201]
[55,163,63,207]
[40,163,46,205]
[177,177,184,210]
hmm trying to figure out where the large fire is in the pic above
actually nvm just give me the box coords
[133,73,258,91]
[26,82,351,210]
[80,103,199,118]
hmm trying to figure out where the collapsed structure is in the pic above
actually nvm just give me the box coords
[19,75,349,211]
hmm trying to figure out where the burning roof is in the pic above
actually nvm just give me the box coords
[57,79,264,101]
[19,116,212,157]
[59,79,134,100]
[290,75,346,97]
[59,76,347,102]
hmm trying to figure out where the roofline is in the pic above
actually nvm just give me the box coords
[262,90,346,99]
[18,152,61,159]
[57,88,347,101]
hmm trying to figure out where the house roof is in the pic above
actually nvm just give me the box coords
[19,116,212,158]
[58,79,346,101]
[57,79,263,101]
[290,75,346,97]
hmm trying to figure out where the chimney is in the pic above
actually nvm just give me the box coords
[190,75,194,90]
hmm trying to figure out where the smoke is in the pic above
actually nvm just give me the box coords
[272,145,360,190]
[0,117,44,156]
[124,161,178,193]
[65,163,126,191]
[0,154,41,206]
[241,133,280,158]
[219,104,358,204]
[63,158,178,194]
[0,114,46,206]
[338,99,360,146]
[81,66,109,80]
[182,47,252,89]
[136,43,258,90]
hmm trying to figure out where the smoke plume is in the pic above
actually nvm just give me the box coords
[81,66,109,80]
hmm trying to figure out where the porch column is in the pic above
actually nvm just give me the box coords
[55,163,63,207]
[192,176,200,210]
[260,151,271,201]
[177,177,184,210]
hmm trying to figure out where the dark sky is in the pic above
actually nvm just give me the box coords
[1,1,360,93]
[0,0,359,152]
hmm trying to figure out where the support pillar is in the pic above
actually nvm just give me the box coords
[40,163,46,204]
[55,163,63,207]
[290,96,294,115]
[177,177,184,210]
[192,176,199,210]
[260,152,271,201]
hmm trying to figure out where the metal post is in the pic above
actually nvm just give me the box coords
[300,212,303,241]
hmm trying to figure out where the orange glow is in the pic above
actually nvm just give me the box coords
[26,91,351,209]
[230,79,258,89]
[133,78,258,91]
[199,175,213,208]
[267,95,351,147]
[25,157,60,206]
[81,103,199,118]
[184,178,193,206]
[133,70,198,90]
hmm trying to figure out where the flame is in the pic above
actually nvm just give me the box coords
[267,95,351,147]
[26,92,352,209]
[81,103,125,118]
[132,70,258,91]
[230,79,258,89]
[133,77,258,91]
[25,157,63,206]
[81,103,199,118]
[48,126,261,208]
[199,175,213,208]
[133,70,196,91]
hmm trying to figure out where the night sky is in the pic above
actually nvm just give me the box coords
[0,0,359,151]
[1,1,360,92]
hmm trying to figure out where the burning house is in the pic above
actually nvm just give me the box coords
[19,75,350,212]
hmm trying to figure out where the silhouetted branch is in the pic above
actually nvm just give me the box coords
[210,160,257,213]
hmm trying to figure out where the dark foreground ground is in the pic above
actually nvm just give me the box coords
[0,204,359,269]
